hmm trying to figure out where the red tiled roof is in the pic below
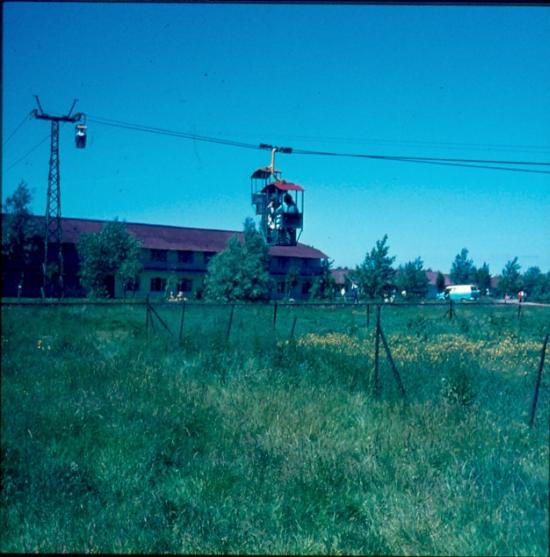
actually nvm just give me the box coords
[269,244,326,259]
[331,267,351,285]
[425,270,452,286]
[29,216,327,260]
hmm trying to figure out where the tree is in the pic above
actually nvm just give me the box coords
[78,220,142,298]
[395,257,429,299]
[475,262,492,295]
[530,272,550,302]
[521,266,550,301]
[498,257,521,297]
[204,218,272,302]
[450,248,477,284]
[352,234,396,300]
[436,271,446,293]
[2,181,41,295]
[310,259,336,300]
[285,265,300,299]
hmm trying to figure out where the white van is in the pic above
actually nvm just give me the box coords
[437,284,481,302]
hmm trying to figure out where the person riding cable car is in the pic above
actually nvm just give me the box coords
[75,124,87,149]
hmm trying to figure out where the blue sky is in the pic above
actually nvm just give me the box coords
[3,2,550,274]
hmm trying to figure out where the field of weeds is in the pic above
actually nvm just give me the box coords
[1,301,548,555]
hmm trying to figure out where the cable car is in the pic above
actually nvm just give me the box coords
[250,150,304,246]
[75,123,87,149]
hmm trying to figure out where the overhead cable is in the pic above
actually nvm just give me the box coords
[4,122,67,173]
[291,148,550,175]
[85,115,550,175]
[3,112,32,147]
[88,116,259,150]
[4,133,50,173]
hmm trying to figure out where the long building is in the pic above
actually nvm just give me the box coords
[2,216,328,299]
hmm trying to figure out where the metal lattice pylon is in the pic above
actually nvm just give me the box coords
[32,96,86,297]
[43,119,63,293]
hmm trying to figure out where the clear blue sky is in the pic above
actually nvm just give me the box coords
[3,2,550,275]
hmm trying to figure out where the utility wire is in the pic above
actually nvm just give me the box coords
[3,112,32,147]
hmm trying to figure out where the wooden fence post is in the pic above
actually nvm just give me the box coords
[178,301,186,344]
[379,326,406,399]
[226,304,235,343]
[290,316,298,340]
[517,300,522,319]
[147,300,174,337]
[273,302,278,329]
[366,304,371,329]
[145,295,150,336]
[449,299,454,320]
[373,305,381,395]
[529,333,548,428]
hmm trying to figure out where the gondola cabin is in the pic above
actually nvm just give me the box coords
[75,124,87,149]
[251,167,304,246]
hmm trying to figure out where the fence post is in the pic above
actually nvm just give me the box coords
[273,302,278,329]
[366,304,371,329]
[379,326,406,399]
[290,316,298,340]
[528,333,548,428]
[178,301,186,344]
[373,305,381,395]
[226,304,235,343]
[145,295,151,337]
[148,302,174,336]
[449,299,453,320]
[517,300,522,320]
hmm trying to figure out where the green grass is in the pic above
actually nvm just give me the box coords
[1,302,549,554]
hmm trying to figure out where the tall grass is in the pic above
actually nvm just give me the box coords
[1,302,548,554]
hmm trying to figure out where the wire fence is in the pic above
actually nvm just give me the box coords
[3,298,548,426]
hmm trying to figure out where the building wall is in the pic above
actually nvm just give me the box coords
[124,250,322,300]
[7,245,324,300]
[2,219,325,299]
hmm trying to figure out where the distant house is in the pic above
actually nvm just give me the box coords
[424,269,452,299]
[331,267,352,289]
[1,216,328,299]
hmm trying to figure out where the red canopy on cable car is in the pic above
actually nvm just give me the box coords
[261,179,304,193]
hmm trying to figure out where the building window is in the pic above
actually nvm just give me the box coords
[276,257,289,270]
[150,277,167,292]
[126,278,140,292]
[28,273,43,288]
[177,278,193,292]
[178,250,194,264]
[204,252,214,265]
[151,249,168,262]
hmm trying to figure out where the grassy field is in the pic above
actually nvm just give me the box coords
[1,301,549,555]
